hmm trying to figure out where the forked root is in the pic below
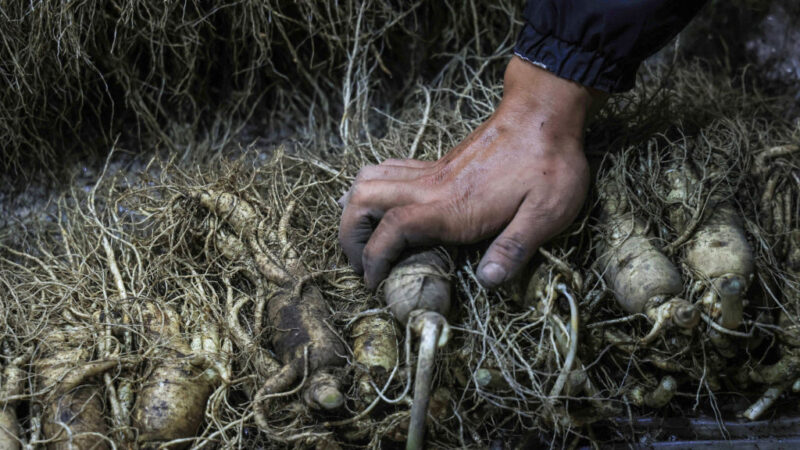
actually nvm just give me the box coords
[698,274,748,330]
[224,286,281,377]
[254,359,305,430]
[641,298,699,344]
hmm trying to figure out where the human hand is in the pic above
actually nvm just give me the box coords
[339,56,606,290]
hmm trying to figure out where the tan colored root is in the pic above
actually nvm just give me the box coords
[597,179,684,315]
[384,248,453,325]
[742,381,792,421]
[548,284,579,399]
[641,298,699,344]
[215,230,282,377]
[224,284,281,377]
[96,233,135,443]
[260,284,346,399]
[132,302,222,448]
[134,361,217,446]
[198,189,292,285]
[36,303,113,449]
[749,353,800,385]
[682,203,753,330]
[532,268,607,412]
[254,357,306,431]
[42,387,110,450]
[199,190,346,440]
[0,352,30,450]
[351,314,399,404]
[631,375,678,409]
[754,145,800,174]
[35,329,125,402]
[196,190,259,239]
[303,371,344,410]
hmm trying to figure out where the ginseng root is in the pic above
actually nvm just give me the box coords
[215,229,282,378]
[254,276,346,416]
[748,352,800,385]
[666,161,754,330]
[742,381,793,421]
[528,265,606,407]
[191,190,346,425]
[351,314,399,405]
[35,324,118,450]
[630,375,678,409]
[1,349,29,450]
[383,249,452,325]
[383,249,453,450]
[597,179,700,342]
[132,302,222,448]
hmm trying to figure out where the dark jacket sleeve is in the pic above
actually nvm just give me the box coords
[514,0,708,93]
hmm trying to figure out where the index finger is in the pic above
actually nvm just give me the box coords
[338,204,380,275]
[338,179,424,273]
[361,202,449,290]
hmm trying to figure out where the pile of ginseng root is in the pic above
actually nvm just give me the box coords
[2,65,800,448]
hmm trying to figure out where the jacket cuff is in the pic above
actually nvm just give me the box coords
[514,22,638,93]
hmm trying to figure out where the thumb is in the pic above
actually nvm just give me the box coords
[477,206,547,288]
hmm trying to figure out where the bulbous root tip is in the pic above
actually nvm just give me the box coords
[312,387,345,410]
[716,274,746,329]
[304,371,345,411]
[719,275,744,298]
[475,368,494,388]
[674,302,700,329]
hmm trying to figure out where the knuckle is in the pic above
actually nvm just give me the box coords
[423,165,452,186]
[355,165,378,183]
[380,207,408,230]
[492,234,529,263]
[338,211,374,250]
[347,183,372,206]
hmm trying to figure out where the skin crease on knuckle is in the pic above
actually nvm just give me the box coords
[491,233,529,264]
[355,164,377,180]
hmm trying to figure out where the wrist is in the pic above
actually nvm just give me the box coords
[499,56,607,138]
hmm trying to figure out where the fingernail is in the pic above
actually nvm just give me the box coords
[337,194,346,208]
[479,262,506,287]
